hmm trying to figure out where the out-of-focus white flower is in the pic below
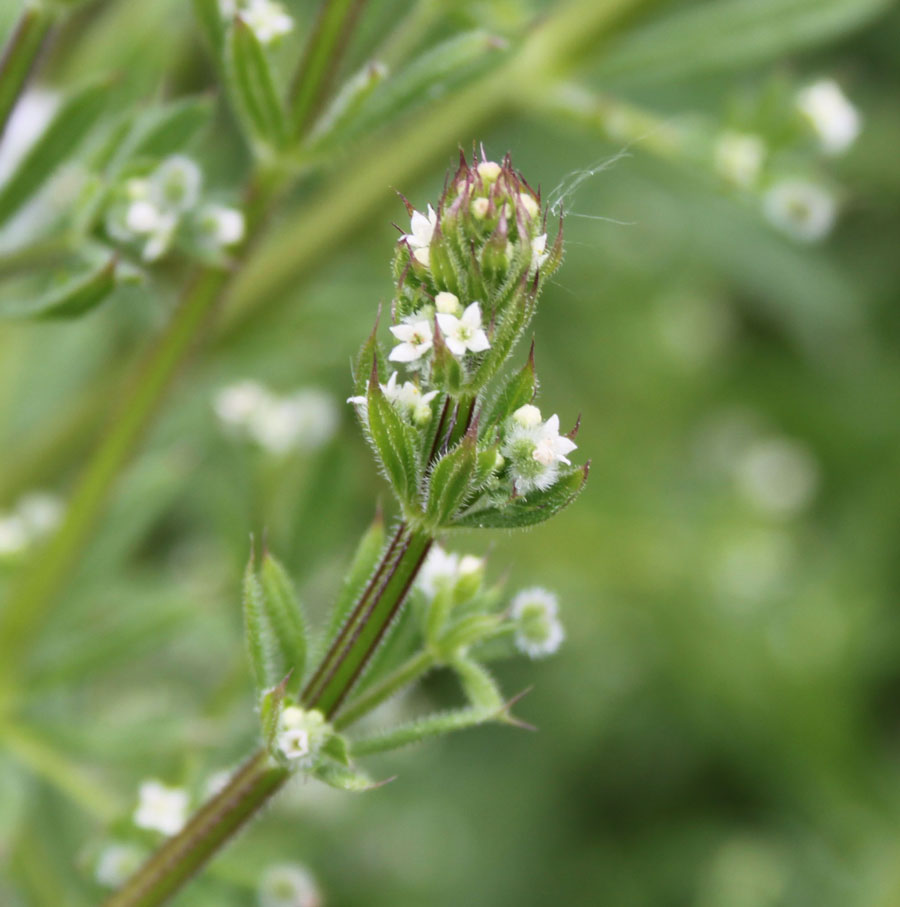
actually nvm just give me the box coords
[248,389,339,454]
[16,492,63,537]
[204,769,232,798]
[531,233,549,270]
[796,79,861,155]
[0,91,58,185]
[502,407,577,495]
[0,514,29,557]
[124,200,178,262]
[713,131,766,188]
[95,842,144,888]
[196,204,245,249]
[389,319,433,362]
[240,0,294,44]
[417,545,484,598]
[436,302,490,358]
[259,863,321,907]
[149,156,202,214]
[734,437,820,518]
[400,205,437,266]
[763,179,837,243]
[214,380,270,428]
[510,587,564,658]
[133,780,188,836]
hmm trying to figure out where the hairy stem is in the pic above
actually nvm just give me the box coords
[0,2,53,138]
[104,749,285,907]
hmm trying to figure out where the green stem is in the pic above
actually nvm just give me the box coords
[0,2,53,138]
[104,749,286,907]
[334,649,435,730]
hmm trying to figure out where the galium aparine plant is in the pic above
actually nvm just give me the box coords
[105,150,587,905]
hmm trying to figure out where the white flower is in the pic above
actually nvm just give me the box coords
[502,408,577,494]
[763,179,837,243]
[434,291,461,315]
[16,492,63,537]
[349,372,438,423]
[133,780,188,836]
[248,389,339,454]
[276,707,327,768]
[214,380,270,428]
[240,0,294,44]
[0,514,29,556]
[197,204,245,249]
[259,863,321,907]
[389,319,433,362]
[95,842,144,888]
[278,728,311,762]
[734,437,819,518]
[796,79,861,155]
[417,546,484,598]
[531,233,549,270]
[124,199,178,262]
[510,587,564,658]
[400,204,437,266]
[477,160,502,182]
[436,302,490,357]
[714,131,766,188]
[149,155,202,214]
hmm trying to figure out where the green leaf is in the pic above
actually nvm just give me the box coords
[453,657,503,711]
[351,706,496,757]
[259,675,289,747]
[453,462,589,530]
[242,553,277,691]
[313,760,382,792]
[425,430,476,526]
[323,511,386,643]
[350,314,385,400]
[123,96,214,161]
[0,80,109,227]
[0,256,117,320]
[192,0,226,56]
[260,552,308,691]
[482,342,537,430]
[425,587,454,646]
[307,60,388,150]
[321,733,351,766]
[439,616,503,658]
[226,18,287,150]
[596,0,894,83]
[367,362,421,509]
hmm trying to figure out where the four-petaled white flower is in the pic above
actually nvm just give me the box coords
[240,0,294,44]
[510,587,564,658]
[400,205,437,266]
[436,302,490,358]
[531,233,549,270]
[348,372,438,423]
[277,727,311,762]
[502,406,578,494]
[276,707,327,769]
[259,863,321,907]
[763,179,837,243]
[389,319,433,362]
[133,780,189,836]
[796,79,861,156]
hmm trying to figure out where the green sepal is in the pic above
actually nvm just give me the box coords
[482,342,537,430]
[472,443,501,489]
[226,17,287,151]
[350,312,386,400]
[242,553,277,691]
[0,79,109,227]
[425,428,476,526]
[452,462,589,530]
[259,675,290,748]
[367,358,421,509]
[351,706,496,757]
[313,761,383,792]
[424,586,454,645]
[260,552,308,692]
[0,255,117,320]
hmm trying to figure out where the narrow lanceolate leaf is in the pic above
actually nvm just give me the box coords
[425,431,476,526]
[122,95,214,162]
[242,555,277,691]
[192,0,226,56]
[483,343,537,430]
[313,760,381,792]
[323,511,386,643]
[0,80,109,226]
[226,18,287,150]
[453,462,590,530]
[439,615,503,658]
[425,587,454,646]
[351,706,496,757]
[367,363,420,509]
[453,657,504,711]
[350,312,384,399]
[0,256,117,320]
[260,553,308,690]
[307,60,388,150]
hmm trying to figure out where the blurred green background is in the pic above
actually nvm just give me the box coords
[2,0,900,904]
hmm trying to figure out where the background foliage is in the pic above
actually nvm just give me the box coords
[1,0,900,904]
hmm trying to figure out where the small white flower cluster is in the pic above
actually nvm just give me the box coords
[259,862,321,907]
[796,79,861,156]
[347,371,438,424]
[0,491,63,558]
[133,779,189,836]
[510,587,564,659]
[214,381,339,454]
[388,291,490,365]
[500,404,577,495]
[107,155,245,262]
[417,545,484,598]
[94,842,144,888]
[275,706,328,769]
[219,0,294,44]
